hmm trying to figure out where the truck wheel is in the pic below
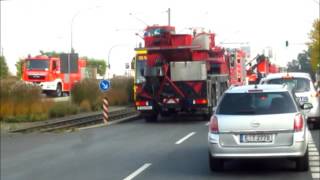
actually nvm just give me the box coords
[295,148,309,171]
[209,152,224,171]
[55,84,62,97]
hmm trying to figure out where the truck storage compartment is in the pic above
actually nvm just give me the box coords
[170,61,207,81]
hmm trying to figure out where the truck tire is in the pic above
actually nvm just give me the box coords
[295,148,309,171]
[55,83,62,97]
[209,152,224,171]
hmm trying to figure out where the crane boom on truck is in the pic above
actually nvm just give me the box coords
[246,54,280,84]
[133,25,247,122]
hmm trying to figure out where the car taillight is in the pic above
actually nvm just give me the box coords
[193,99,208,105]
[135,101,148,106]
[294,113,304,132]
[209,115,219,133]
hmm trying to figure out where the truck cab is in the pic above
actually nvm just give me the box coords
[22,54,86,97]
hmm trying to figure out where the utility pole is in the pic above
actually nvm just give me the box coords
[168,8,171,26]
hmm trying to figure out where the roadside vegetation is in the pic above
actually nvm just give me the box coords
[0,77,51,122]
[1,74,134,123]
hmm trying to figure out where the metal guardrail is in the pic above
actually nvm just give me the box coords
[11,108,138,133]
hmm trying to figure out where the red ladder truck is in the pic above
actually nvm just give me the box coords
[133,25,247,122]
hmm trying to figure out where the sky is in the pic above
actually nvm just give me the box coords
[1,0,319,75]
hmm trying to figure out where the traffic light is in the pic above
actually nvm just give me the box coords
[285,41,289,47]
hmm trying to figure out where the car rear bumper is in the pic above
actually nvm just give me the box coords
[208,137,307,158]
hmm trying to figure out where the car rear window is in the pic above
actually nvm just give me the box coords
[217,92,297,115]
[267,78,310,92]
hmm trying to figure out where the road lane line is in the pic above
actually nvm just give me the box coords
[309,160,320,166]
[308,135,320,179]
[309,147,318,151]
[309,151,320,156]
[311,166,320,172]
[312,173,320,179]
[123,163,151,180]
[309,144,316,148]
[205,122,210,126]
[175,132,196,145]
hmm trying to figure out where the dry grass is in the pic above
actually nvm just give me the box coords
[0,79,50,122]
[0,76,134,122]
[71,77,134,109]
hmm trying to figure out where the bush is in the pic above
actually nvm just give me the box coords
[71,79,104,110]
[0,79,49,122]
[105,77,134,105]
[49,102,79,118]
[80,100,91,112]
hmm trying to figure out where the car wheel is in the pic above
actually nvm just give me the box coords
[295,148,309,171]
[55,83,62,97]
[209,152,224,171]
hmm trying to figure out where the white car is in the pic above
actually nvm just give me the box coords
[208,84,313,171]
[260,72,320,128]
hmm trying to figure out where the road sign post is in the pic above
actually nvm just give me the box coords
[99,79,111,125]
[99,79,111,92]
[102,97,109,125]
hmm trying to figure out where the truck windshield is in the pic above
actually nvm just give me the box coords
[217,92,297,115]
[27,59,49,70]
[267,78,310,93]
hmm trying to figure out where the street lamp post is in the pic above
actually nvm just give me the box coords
[106,44,122,79]
[106,44,133,79]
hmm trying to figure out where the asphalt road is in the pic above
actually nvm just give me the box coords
[1,116,320,180]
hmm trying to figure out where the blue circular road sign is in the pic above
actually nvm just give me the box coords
[99,79,111,92]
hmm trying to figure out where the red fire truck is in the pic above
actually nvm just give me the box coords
[134,25,247,122]
[22,54,87,96]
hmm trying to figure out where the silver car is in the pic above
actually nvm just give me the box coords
[260,72,320,128]
[208,84,313,171]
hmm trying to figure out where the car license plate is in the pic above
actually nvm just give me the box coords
[240,134,273,143]
[137,106,153,110]
[297,96,308,103]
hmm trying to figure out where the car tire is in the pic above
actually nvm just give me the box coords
[55,83,62,97]
[209,152,224,171]
[295,148,309,171]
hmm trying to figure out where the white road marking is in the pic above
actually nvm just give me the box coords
[310,167,320,172]
[175,132,196,145]
[309,160,320,166]
[309,156,320,161]
[205,122,210,126]
[309,144,316,148]
[308,135,320,180]
[309,151,320,156]
[123,163,151,180]
[312,173,320,179]
[309,147,318,151]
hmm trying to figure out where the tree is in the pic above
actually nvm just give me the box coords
[287,59,300,72]
[86,58,107,76]
[39,50,62,57]
[0,56,9,79]
[309,19,320,72]
[15,59,24,79]
[287,50,314,80]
